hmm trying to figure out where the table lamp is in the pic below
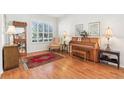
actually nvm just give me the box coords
[6,26,16,45]
[105,27,112,50]
[63,31,67,45]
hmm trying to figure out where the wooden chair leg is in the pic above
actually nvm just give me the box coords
[84,54,86,61]
[49,48,52,52]
[83,53,86,61]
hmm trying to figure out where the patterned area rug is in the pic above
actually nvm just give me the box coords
[26,53,63,69]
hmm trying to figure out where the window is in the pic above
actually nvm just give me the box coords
[32,22,53,43]
[32,22,38,42]
[49,25,53,41]
[38,23,43,42]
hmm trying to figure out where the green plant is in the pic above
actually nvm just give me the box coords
[80,30,88,37]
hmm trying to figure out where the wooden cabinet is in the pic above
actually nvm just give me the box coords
[3,45,20,71]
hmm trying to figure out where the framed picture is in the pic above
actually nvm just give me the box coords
[75,24,83,36]
[88,22,100,36]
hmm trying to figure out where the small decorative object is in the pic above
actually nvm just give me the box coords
[105,27,112,50]
[6,26,16,45]
[80,30,88,37]
[88,22,100,36]
[15,34,19,39]
[77,37,81,41]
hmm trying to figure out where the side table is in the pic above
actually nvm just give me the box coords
[100,49,120,69]
[61,44,69,53]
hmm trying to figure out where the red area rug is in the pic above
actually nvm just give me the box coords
[26,53,63,68]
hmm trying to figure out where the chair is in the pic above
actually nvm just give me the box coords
[49,37,61,52]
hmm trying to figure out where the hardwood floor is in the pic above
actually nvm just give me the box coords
[1,51,124,79]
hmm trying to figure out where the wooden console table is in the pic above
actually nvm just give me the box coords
[100,49,120,69]
[3,45,20,71]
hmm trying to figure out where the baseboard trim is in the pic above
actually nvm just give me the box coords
[0,71,3,78]
[120,65,124,68]
[27,50,49,54]
[108,62,124,69]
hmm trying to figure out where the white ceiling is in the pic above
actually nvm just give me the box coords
[45,14,65,18]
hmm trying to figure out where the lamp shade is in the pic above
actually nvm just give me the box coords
[63,31,67,37]
[105,27,112,38]
[6,26,16,35]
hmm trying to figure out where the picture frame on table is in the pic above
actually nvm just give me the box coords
[88,22,100,36]
[75,24,83,36]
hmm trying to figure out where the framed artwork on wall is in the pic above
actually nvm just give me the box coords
[88,22,100,36]
[75,24,83,36]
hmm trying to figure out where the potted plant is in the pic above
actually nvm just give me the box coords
[80,30,88,37]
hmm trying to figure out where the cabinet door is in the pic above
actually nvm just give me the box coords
[3,46,20,71]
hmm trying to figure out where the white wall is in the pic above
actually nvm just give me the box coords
[0,15,2,74]
[58,14,124,67]
[0,15,4,74]
[5,14,58,53]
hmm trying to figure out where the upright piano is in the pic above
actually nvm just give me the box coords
[69,37,100,62]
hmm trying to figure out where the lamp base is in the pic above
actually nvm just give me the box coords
[105,44,111,51]
[9,34,14,45]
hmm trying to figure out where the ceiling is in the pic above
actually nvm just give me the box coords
[45,14,66,18]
